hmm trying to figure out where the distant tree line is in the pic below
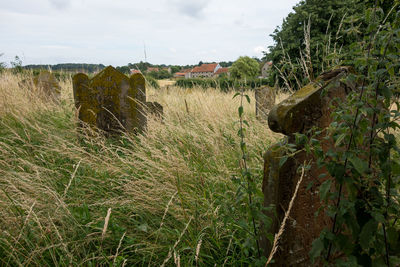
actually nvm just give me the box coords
[18,60,242,78]
[176,77,271,92]
[23,63,106,73]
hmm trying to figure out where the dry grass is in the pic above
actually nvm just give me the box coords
[0,71,286,265]
[157,79,176,88]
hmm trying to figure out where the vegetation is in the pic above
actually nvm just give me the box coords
[24,63,106,73]
[116,66,130,74]
[267,1,400,265]
[147,69,172,80]
[309,3,400,265]
[0,70,286,266]
[10,56,23,74]
[0,54,5,73]
[265,0,395,90]
[144,75,160,89]
[1,0,399,265]
[230,56,260,80]
[175,77,271,92]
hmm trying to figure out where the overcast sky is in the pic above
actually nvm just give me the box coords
[0,0,299,66]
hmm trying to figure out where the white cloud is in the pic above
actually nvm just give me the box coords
[171,0,210,18]
[0,0,300,65]
[253,46,266,54]
[41,45,70,49]
[48,0,71,9]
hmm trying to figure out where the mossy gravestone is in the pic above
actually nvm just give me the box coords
[145,101,164,120]
[33,71,61,101]
[261,67,353,265]
[255,86,275,120]
[73,66,148,134]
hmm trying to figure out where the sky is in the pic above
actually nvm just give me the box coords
[0,0,300,66]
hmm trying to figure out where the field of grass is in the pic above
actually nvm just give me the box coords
[0,71,285,266]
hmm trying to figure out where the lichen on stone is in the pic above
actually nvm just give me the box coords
[72,66,149,134]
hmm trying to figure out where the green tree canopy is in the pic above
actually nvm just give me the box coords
[265,0,383,90]
[230,56,260,80]
[0,53,6,72]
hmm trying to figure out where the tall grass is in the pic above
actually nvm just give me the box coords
[0,71,284,265]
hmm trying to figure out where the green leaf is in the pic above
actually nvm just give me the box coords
[233,92,241,99]
[238,106,244,117]
[335,133,347,147]
[279,156,288,167]
[359,219,378,251]
[387,226,399,245]
[319,180,332,201]
[245,95,251,103]
[349,156,368,175]
[306,181,314,191]
[388,66,395,76]
[310,238,324,261]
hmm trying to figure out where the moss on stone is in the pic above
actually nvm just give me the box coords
[268,83,321,134]
[129,73,147,133]
[73,73,99,126]
[72,66,148,134]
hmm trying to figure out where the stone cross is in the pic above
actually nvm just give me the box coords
[261,67,353,265]
[72,66,148,134]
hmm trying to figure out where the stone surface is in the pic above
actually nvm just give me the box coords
[145,101,164,120]
[255,86,275,120]
[33,71,61,101]
[72,66,148,134]
[261,67,353,265]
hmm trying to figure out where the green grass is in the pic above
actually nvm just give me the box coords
[0,72,279,266]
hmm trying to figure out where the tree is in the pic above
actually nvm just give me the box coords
[170,65,181,74]
[116,66,130,74]
[128,61,151,72]
[0,53,6,72]
[10,55,23,74]
[265,0,371,90]
[147,69,172,79]
[230,56,260,80]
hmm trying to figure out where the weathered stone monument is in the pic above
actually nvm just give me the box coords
[255,86,275,120]
[33,71,61,101]
[73,66,149,134]
[261,67,353,265]
[145,101,164,120]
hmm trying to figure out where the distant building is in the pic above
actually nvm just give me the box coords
[186,63,221,78]
[130,69,142,75]
[147,67,159,72]
[261,61,273,78]
[214,67,230,77]
[174,68,191,78]
[163,67,172,74]
[173,72,185,78]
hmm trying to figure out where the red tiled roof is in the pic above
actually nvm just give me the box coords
[191,63,218,73]
[181,68,192,73]
[147,67,159,72]
[130,69,141,74]
[215,67,229,74]
[174,72,186,77]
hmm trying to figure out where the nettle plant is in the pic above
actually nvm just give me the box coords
[305,3,400,266]
[220,85,270,266]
